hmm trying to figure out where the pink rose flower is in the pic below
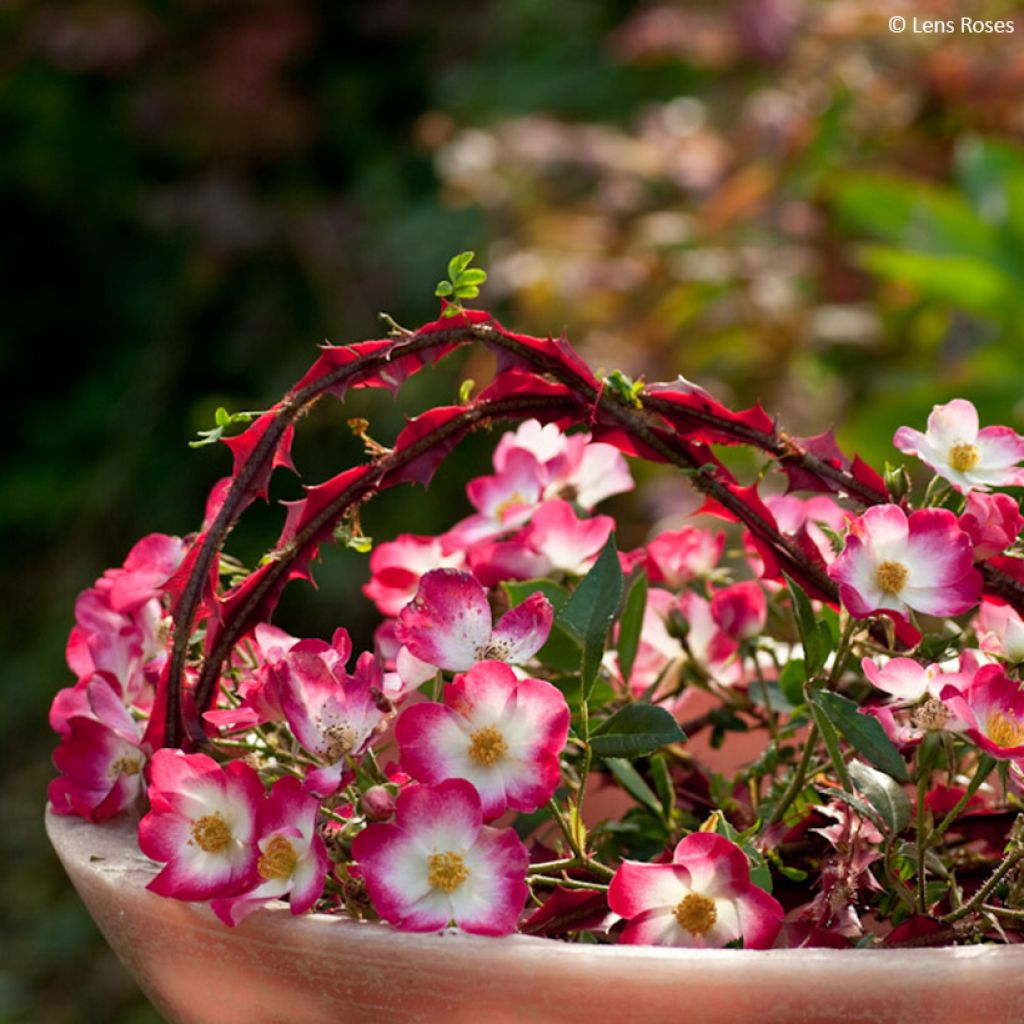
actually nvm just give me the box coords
[494,418,633,510]
[363,535,465,617]
[352,778,529,935]
[276,648,392,797]
[941,664,1024,761]
[711,581,767,642]
[49,675,147,820]
[395,660,569,820]
[395,569,552,673]
[211,775,330,926]
[894,399,1024,493]
[644,526,724,589]
[828,505,981,622]
[958,492,1023,560]
[138,750,263,901]
[609,833,783,948]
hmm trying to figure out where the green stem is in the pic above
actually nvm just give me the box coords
[768,722,819,826]
[930,755,997,846]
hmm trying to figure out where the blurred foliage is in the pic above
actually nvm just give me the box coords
[6,0,1024,1020]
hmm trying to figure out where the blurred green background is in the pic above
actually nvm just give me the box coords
[5,0,1024,1019]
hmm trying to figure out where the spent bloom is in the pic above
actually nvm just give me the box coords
[828,505,981,622]
[352,779,529,935]
[609,833,783,948]
[893,399,1024,493]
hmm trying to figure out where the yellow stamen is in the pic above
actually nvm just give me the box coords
[109,755,141,779]
[190,813,232,853]
[987,710,1024,749]
[949,443,981,473]
[467,725,508,767]
[875,560,909,595]
[258,835,298,880]
[495,491,526,523]
[674,892,718,936]
[427,851,470,894]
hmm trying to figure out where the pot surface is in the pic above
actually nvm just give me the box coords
[48,808,1024,1024]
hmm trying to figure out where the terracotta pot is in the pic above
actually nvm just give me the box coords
[48,807,1024,1024]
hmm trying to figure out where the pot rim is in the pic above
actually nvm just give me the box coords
[46,805,1024,966]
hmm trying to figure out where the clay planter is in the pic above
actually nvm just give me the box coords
[47,807,1024,1024]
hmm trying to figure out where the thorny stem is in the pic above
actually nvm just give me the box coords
[941,817,1024,924]
[165,313,1024,746]
[187,392,581,733]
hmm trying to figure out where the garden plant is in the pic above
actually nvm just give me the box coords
[49,255,1024,951]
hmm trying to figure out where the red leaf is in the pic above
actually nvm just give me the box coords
[521,886,612,937]
[385,406,472,487]
[221,410,296,504]
[646,379,776,446]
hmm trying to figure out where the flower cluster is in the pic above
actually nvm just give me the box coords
[48,302,1024,951]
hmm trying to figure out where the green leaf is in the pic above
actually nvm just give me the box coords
[849,761,912,834]
[458,267,488,286]
[784,575,831,679]
[778,659,806,707]
[809,690,910,782]
[559,535,623,697]
[617,572,648,687]
[503,579,579,671]
[503,579,569,612]
[827,787,887,834]
[603,758,663,817]
[807,695,851,792]
[453,283,481,299]
[589,703,685,759]
[448,250,475,280]
[434,280,454,297]
[649,753,675,819]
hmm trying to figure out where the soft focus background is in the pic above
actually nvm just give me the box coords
[6,1,1024,1019]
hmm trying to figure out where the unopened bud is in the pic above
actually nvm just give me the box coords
[361,785,397,821]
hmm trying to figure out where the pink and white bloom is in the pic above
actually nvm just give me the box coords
[444,449,545,548]
[893,399,1024,493]
[677,590,741,686]
[138,750,263,900]
[941,664,1024,761]
[828,505,981,622]
[210,776,330,926]
[351,778,529,935]
[395,660,569,820]
[861,657,949,702]
[363,535,465,617]
[466,500,614,585]
[395,569,552,675]
[959,492,1023,560]
[609,833,783,948]
[977,600,1024,663]
[644,526,724,589]
[276,648,392,796]
[711,582,767,642]
[493,419,634,510]
[49,675,147,820]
